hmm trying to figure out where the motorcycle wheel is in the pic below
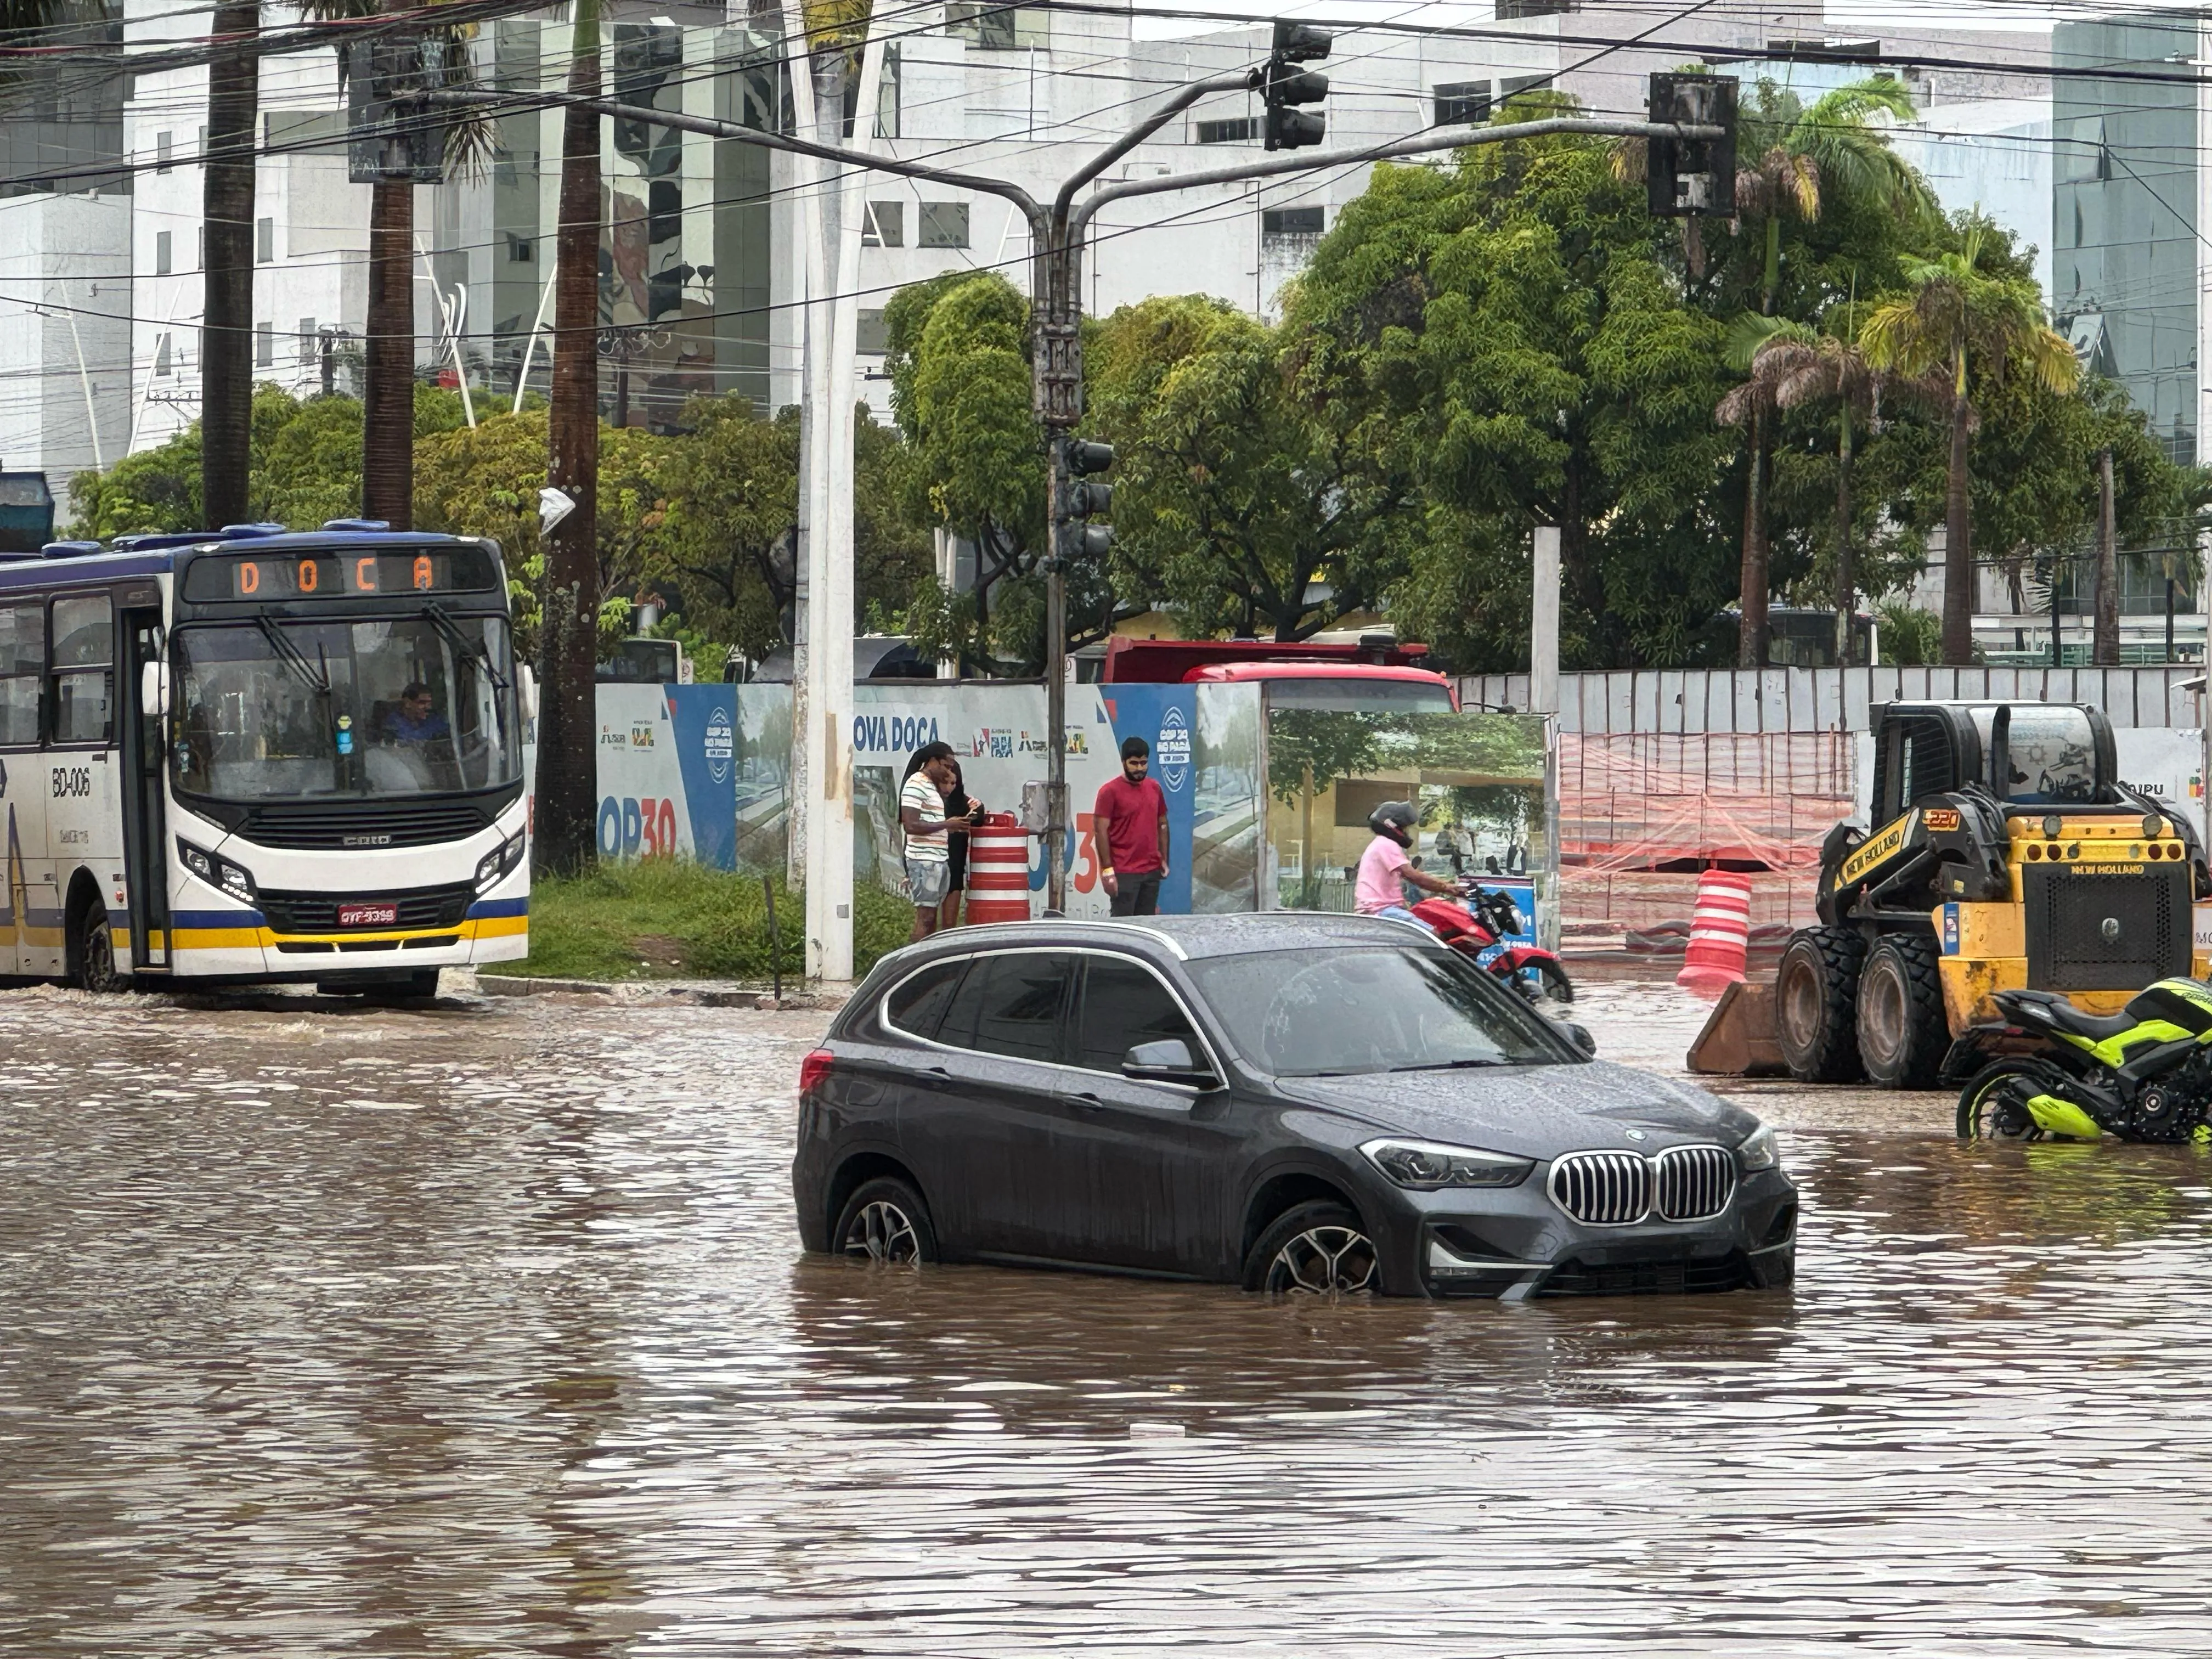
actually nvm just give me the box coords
[1957,1059,2063,1142]
[1506,959,1574,1015]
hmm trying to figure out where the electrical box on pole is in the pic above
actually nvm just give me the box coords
[346,33,454,184]
[1263,22,1331,152]
[1645,72,1737,217]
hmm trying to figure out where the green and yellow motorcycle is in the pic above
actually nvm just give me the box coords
[1950,979,2212,1143]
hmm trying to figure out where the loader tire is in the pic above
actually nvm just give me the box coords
[1775,926,1865,1084]
[1857,931,1948,1090]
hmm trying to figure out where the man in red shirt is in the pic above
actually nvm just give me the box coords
[1092,736,1170,916]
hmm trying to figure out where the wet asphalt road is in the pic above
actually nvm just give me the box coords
[6,979,2212,1655]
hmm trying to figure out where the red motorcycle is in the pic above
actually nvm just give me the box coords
[1410,882,1575,1009]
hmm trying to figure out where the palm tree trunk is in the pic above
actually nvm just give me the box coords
[200,1,257,529]
[2092,446,2118,665]
[1942,391,1973,665]
[1737,412,1769,667]
[537,0,602,875]
[1833,402,1854,664]
[361,178,413,527]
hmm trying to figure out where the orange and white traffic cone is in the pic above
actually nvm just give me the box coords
[1676,869,1754,998]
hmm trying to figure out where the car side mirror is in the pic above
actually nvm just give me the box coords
[516,664,540,722]
[1559,1022,1597,1058]
[1122,1038,1217,1090]
[140,660,168,719]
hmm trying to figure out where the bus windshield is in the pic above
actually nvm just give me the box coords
[171,614,520,801]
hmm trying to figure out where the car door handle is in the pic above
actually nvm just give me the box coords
[1070,1091,1103,1110]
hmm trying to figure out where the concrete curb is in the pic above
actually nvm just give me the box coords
[476,974,849,1012]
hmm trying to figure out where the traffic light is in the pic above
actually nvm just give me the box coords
[1646,72,1738,217]
[1066,439,1114,558]
[1263,22,1331,153]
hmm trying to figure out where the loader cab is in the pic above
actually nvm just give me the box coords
[1870,701,2117,820]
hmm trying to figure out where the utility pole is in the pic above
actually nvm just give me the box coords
[2094,446,2119,666]
[435,66,1729,956]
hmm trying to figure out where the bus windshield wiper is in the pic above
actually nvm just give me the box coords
[424,601,509,692]
[255,615,329,695]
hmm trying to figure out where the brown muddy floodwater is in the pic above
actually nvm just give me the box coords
[4,980,2212,1656]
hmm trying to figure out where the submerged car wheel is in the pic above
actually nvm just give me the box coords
[1775,925,1865,1083]
[833,1176,939,1266]
[1958,1059,2053,1142]
[1246,1200,1380,1295]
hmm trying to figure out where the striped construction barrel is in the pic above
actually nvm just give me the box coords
[965,814,1034,925]
[1675,868,1754,997]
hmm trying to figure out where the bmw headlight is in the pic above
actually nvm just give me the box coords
[177,837,256,902]
[475,831,526,893]
[1738,1123,1779,1172]
[1361,1138,1532,1190]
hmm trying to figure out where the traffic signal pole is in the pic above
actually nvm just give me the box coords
[432,65,1725,945]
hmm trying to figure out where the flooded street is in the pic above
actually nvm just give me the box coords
[7,980,2212,1655]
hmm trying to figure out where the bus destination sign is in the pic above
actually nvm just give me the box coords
[182,545,498,602]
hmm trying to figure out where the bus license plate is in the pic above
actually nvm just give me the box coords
[338,901,399,928]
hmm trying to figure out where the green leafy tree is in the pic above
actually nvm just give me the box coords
[1091,294,1415,640]
[883,271,1112,671]
[1287,116,1737,670]
[1862,218,2083,662]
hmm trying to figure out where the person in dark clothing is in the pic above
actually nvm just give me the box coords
[940,758,975,930]
[381,682,449,746]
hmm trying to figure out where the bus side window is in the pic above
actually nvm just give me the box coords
[49,593,113,747]
[0,602,40,747]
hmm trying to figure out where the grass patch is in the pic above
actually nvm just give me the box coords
[506,859,913,983]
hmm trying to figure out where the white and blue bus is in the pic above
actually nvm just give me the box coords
[0,522,534,995]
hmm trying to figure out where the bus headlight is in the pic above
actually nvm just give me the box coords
[475,831,526,893]
[177,837,256,902]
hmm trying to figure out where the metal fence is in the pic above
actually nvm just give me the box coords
[1459,666,2205,734]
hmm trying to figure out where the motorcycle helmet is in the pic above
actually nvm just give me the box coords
[1368,799,1419,847]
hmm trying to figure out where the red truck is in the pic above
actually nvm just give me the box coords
[1098,635,1458,714]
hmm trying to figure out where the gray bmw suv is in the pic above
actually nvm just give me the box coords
[792,913,1797,1298]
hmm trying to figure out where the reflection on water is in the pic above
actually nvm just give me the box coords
[6,990,2212,1653]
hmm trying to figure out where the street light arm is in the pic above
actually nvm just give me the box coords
[1050,71,1257,225]
[1068,117,1723,238]
[425,87,1045,222]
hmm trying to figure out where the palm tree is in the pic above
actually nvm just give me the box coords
[1723,77,1931,665]
[202,1,259,529]
[1861,222,2081,664]
[301,12,488,529]
[1716,314,1804,667]
[1767,328,1881,663]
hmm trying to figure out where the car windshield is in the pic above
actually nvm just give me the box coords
[171,614,520,801]
[1188,946,1572,1076]
[1261,679,1455,715]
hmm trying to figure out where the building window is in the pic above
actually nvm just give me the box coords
[919,201,969,248]
[856,309,888,354]
[1497,0,1573,15]
[862,201,905,247]
[506,232,534,262]
[255,323,273,368]
[1432,81,1491,126]
[1197,117,1258,144]
[154,229,171,275]
[1499,72,1549,98]
[155,131,172,172]
[1262,207,1324,236]
[877,42,900,138]
[154,336,171,377]
[297,317,317,363]
[945,3,1043,49]
[196,227,203,269]
[255,217,274,263]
